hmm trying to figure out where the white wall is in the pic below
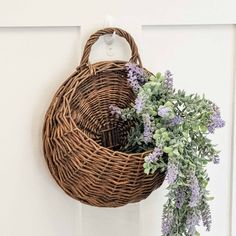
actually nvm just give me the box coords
[0,27,81,236]
[0,1,235,236]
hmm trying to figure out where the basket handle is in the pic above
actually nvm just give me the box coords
[79,27,142,67]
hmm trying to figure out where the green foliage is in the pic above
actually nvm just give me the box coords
[118,72,224,235]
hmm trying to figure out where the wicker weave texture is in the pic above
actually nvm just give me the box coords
[43,27,165,207]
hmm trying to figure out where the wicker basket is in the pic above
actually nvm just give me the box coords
[43,27,165,207]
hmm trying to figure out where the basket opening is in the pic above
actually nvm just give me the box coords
[100,126,121,149]
[70,69,135,151]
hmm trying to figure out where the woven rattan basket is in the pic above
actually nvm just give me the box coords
[43,27,165,207]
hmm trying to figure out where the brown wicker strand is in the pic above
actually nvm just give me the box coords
[79,27,142,67]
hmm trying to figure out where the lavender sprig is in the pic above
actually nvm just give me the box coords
[164,70,173,90]
[201,201,212,231]
[142,114,154,144]
[161,205,173,236]
[212,155,220,164]
[175,187,186,209]
[208,111,225,133]
[186,211,200,235]
[189,173,201,208]
[158,106,171,118]
[145,146,163,164]
[168,115,183,126]
[135,94,145,113]
[165,162,178,184]
[126,62,146,93]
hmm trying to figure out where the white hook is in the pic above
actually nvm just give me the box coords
[104,31,116,45]
[104,15,113,28]
[104,15,116,46]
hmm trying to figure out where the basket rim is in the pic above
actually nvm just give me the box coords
[69,109,152,157]
[77,60,140,72]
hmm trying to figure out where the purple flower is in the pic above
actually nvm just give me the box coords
[143,125,153,144]
[165,162,178,184]
[175,187,186,209]
[109,105,121,117]
[126,62,145,79]
[189,174,201,208]
[145,147,163,164]
[207,124,215,134]
[211,112,225,128]
[158,106,171,118]
[212,155,220,164]
[142,114,154,144]
[134,95,145,113]
[201,202,212,231]
[164,70,173,90]
[161,206,173,236]
[127,76,141,92]
[168,115,183,126]
[212,103,220,114]
[126,62,146,92]
[186,211,200,235]
[208,112,225,133]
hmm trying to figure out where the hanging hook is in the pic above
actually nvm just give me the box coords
[104,31,116,45]
[104,15,116,46]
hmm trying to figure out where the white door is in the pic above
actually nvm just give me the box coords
[0,1,235,236]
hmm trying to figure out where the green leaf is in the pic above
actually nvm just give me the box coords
[144,168,150,175]
[200,125,208,133]
[178,172,186,178]
[183,131,189,138]
[156,72,162,78]
[163,146,173,153]
[173,149,180,156]
[206,196,214,201]
[143,163,148,168]
[151,166,158,174]
[168,152,174,157]
[165,101,173,107]
[149,75,156,81]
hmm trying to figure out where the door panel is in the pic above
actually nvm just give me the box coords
[0,27,80,236]
[140,25,234,236]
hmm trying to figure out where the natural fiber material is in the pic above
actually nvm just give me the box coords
[43,27,165,207]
